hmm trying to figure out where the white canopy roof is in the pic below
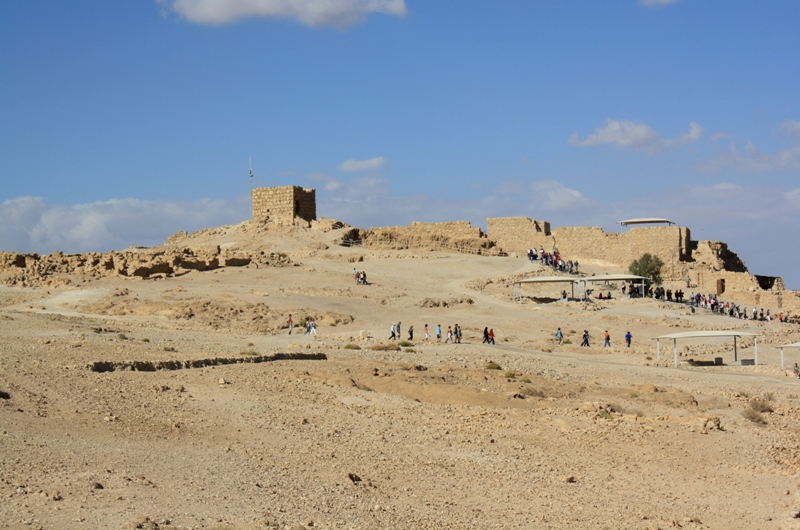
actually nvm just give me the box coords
[579,274,647,283]
[653,330,758,340]
[619,218,674,226]
[512,276,577,285]
[772,342,800,349]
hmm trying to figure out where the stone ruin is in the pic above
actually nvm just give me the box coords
[251,185,316,227]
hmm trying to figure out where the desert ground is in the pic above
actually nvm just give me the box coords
[1,222,799,530]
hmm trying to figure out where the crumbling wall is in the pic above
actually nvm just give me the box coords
[251,186,316,226]
[690,240,747,273]
[488,217,690,277]
[363,221,497,253]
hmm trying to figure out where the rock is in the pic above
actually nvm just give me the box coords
[559,475,576,483]
[348,472,362,484]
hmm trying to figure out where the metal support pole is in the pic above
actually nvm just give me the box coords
[780,348,784,369]
[754,338,758,365]
[673,338,678,368]
[657,339,661,361]
[734,336,738,362]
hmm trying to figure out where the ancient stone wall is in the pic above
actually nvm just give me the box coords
[362,221,497,253]
[251,186,316,226]
[487,217,690,277]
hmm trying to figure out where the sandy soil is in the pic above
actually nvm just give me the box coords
[1,223,799,529]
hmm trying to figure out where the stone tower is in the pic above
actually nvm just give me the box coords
[251,185,316,227]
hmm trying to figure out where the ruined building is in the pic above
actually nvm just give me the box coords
[251,185,316,227]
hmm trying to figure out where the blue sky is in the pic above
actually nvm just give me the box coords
[2,1,799,287]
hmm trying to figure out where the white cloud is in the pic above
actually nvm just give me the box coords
[701,140,800,173]
[569,119,702,155]
[639,0,680,7]
[702,121,800,172]
[0,196,249,254]
[778,120,800,139]
[530,180,592,212]
[337,156,388,173]
[161,0,407,27]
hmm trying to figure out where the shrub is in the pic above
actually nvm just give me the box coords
[485,361,502,370]
[569,330,576,334]
[141,338,150,343]
[240,350,257,356]
[748,399,773,413]
[247,342,254,347]
[629,392,639,399]
[398,341,413,347]
[563,339,572,344]
[742,407,766,424]
[629,253,664,285]
[520,377,532,384]
[370,343,401,351]
[117,333,128,341]
[504,371,517,379]
[520,386,545,398]
[646,356,652,360]
[599,410,613,420]
[404,348,416,353]
[163,346,176,353]
[343,343,361,350]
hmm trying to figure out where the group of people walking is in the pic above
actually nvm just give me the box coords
[527,247,579,275]
[692,293,790,323]
[555,327,632,348]
[385,323,493,344]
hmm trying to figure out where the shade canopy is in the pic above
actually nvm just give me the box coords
[651,330,760,367]
[580,274,647,283]
[512,276,578,285]
[653,330,758,340]
[618,218,674,226]
[773,342,800,349]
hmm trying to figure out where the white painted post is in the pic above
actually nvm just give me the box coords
[754,338,758,366]
[673,338,678,368]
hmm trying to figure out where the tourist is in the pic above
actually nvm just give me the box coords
[455,324,462,343]
[482,327,490,344]
[625,331,632,348]
[436,324,442,342]
[310,320,317,335]
[488,329,495,344]
[580,330,590,347]
[389,323,396,340]
[556,327,563,345]
[287,314,293,335]
[794,363,800,379]
[424,324,429,340]
[445,326,453,343]
[408,325,414,341]
[396,322,402,340]
[603,330,611,348]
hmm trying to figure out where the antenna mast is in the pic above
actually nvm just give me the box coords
[249,158,254,194]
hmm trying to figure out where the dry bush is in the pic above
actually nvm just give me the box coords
[370,343,401,351]
[485,361,502,370]
[748,399,773,413]
[762,392,774,402]
[343,343,361,350]
[742,407,766,424]
[398,341,413,347]
[504,371,517,378]
[520,386,545,398]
